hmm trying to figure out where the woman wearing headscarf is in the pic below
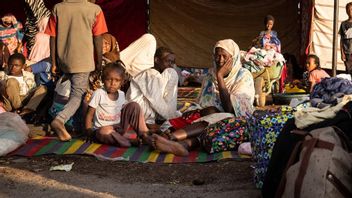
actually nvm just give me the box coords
[198,39,255,116]
[149,39,255,156]
[0,14,24,55]
[102,33,120,64]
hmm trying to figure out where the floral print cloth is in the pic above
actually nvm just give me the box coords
[201,116,249,154]
[248,106,294,188]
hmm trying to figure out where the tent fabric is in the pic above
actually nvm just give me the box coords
[300,0,314,59]
[96,0,147,50]
[150,0,300,68]
[308,0,350,71]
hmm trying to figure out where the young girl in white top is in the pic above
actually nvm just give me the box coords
[85,61,150,147]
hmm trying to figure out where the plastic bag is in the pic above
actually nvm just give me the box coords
[0,112,29,156]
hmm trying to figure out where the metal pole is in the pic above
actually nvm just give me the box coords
[146,0,150,33]
[332,0,339,76]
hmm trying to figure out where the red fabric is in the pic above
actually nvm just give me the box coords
[45,15,56,36]
[169,113,201,130]
[96,0,147,50]
[0,0,147,51]
[92,11,108,36]
[280,64,287,93]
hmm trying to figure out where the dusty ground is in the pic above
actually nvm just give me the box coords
[0,154,260,198]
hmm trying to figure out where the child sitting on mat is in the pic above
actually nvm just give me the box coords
[85,61,151,147]
[303,54,330,92]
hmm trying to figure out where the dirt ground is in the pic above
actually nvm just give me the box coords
[0,154,260,198]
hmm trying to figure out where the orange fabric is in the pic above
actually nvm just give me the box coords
[44,15,56,37]
[92,11,108,36]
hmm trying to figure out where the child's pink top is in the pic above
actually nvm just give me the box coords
[0,102,6,114]
[309,69,330,85]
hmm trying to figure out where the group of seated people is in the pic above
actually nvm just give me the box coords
[0,12,335,157]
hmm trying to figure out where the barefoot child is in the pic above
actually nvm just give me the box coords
[85,61,150,147]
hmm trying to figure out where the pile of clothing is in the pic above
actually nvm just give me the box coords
[310,77,352,108]
[241,47,285,73]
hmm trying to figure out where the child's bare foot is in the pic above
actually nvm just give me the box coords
[111,132,131,147]
[51,119,72,141]
[152,134,189,156]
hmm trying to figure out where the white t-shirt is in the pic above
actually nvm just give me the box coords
[8,76,29,96]
[88,88,126,129]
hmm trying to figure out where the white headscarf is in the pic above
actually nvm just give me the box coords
[198,39,255,116]
[120,33,156,77]
[212,39,242,88]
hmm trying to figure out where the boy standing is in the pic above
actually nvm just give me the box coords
[45,0,107,141]
[339,2,352,76]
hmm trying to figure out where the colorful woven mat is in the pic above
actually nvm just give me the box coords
[9,136,249,163]
[177,87,201,98]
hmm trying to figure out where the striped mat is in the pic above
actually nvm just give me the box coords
[9,136,249,163]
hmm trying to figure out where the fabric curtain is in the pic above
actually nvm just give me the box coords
[300,0,314,63]
[150,0,300,68]
[0,0,147,51]
[308,0,349,71]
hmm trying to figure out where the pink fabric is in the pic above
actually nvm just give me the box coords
[0,102,6,114]
[309,69,330,85]
[28,17,50,62]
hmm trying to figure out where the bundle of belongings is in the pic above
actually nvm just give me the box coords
[310,77,352,108]
[248,76,352,197]
[0,112,29,156]
[241,47,285,73]
[241,47,286,105]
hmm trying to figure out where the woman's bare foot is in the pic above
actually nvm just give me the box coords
[152,134,189,156]
[51,119,72,141]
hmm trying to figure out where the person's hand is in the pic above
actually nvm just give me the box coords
[341,53,346,62]
[217,58,233,78]
[51,63,58,75]
[95,63,102,74]
[24,66,32,72]
[85,128,96,143]
[16,42,22,53]
[11,16,17,25]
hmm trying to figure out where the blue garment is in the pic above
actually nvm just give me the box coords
[30,59,54,89]
[310,77,352,107]
[259,31,281,52]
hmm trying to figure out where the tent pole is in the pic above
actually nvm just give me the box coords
[146,0,150,33]
[332,0,339,76]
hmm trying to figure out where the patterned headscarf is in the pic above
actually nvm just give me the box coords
[102,33,120,62]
